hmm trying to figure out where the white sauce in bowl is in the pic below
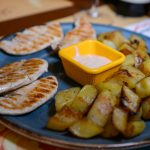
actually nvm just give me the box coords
[74,47,112,69]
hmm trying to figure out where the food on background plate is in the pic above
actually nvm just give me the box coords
[0,76,58,115]
[0,22,63,55]
[0,58,48,94]
[59,16,96,49]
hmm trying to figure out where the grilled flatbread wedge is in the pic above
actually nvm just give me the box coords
[59,16,96,49]
[0,58,48,94]
[0,76,58,115]
[0,22,63,55]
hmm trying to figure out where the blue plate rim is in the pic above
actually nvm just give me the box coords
[1,118,150,150]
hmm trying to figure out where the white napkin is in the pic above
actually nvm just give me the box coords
[126,19,150,37]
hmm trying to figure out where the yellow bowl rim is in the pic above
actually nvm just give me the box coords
[59,40,125,74]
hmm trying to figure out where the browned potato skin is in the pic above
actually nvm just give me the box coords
[96,80,122,101]
[69,90,113,138]
[69,90,115,138]
[129,106,143,121]
[123,120,145,138]
[133,50,150,62]
[113,66,145,89]
[70,85,98,113]
[102,40,117,49]
[97,31,128,48]
[101,117,120,138]
[121,54,136,67]
[139,59,150,76]
[122,85,141,113]
[119,43,135,56]
[141,97,150,120]
[47,106,82,131]
[87,90,113,127]
[55,87,81,112]
[69,118,103,138]
[47,85,98,131]
[136,76,150,98]
[112,107,128,133]
[130,35,147,51]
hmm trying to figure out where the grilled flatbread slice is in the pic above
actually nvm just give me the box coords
[59,16,96,49]
[0,22,63,55]
[0,58,48,94]
[0,76,58,115]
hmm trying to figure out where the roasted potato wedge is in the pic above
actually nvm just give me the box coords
[69,118,103,138]
[118,43,134,55]
[97,31,128,48]
[113,107,128,133]
[101,40,117,49]
[47,85,97,131]
[141,97,150,120]
[114,66,145,89]
[130,35,147,51]
[121,54,136,67]
[123,120,145,138]
[101,117,119,138]
[47,106,81,131]
[96,80,122,99]
[135,76,150,98]
[87,90,113,127]
[69,90,114,138]
[133,50,149,62]
[129,107,143,121]
[139,59,150,76]
[55,87,80,112]
[70,85,98,113]
[122,85,141,113]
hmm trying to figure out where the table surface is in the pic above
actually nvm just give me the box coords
[0,2,150,150]
[0,0,73,22]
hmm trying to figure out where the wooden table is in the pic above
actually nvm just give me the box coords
[0,0,149,35]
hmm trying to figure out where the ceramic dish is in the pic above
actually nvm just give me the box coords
[0,23,150,150]
[59,40,125,85]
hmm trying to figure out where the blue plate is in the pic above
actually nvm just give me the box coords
[0,23,150,150]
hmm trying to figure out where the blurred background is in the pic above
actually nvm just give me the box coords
[0,0,150,35]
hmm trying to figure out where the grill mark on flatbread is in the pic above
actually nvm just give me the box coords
[0,58,48,94]
[0,76,58,115]
[59,16,96,49]
[0,22,63,55]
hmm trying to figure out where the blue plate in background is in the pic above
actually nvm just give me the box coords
[0,23,150,150]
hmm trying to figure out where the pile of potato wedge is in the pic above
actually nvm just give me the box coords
[47,31,150,139]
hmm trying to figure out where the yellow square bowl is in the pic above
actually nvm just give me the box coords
[59,40,125,85]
